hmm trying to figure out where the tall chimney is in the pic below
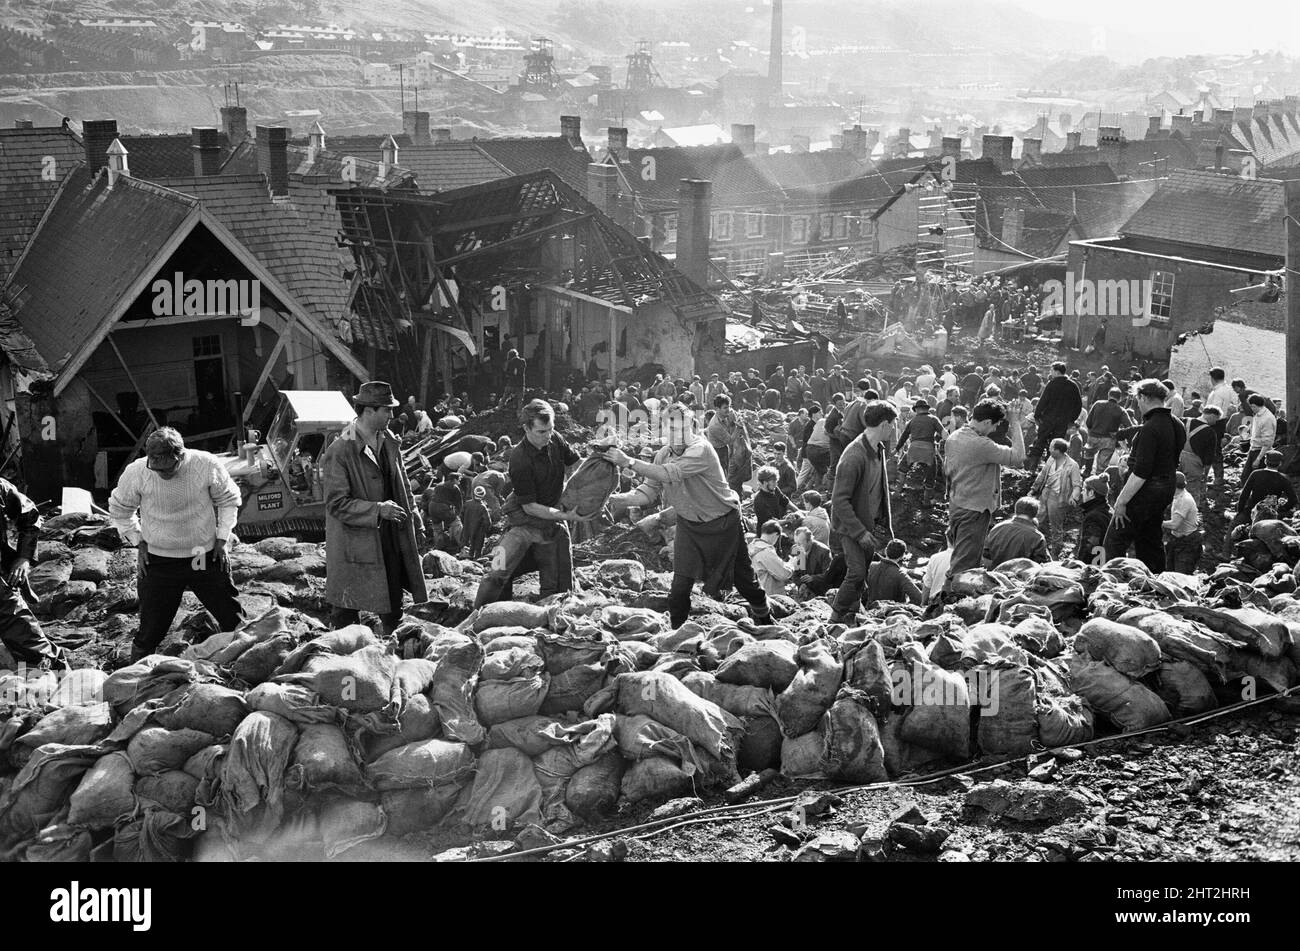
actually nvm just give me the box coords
[1098,127,1124,174]
[1021,138,1042,163]
[941,136,962,160]
[676,179,712,289]
[82,118,119,174]
[255,125,290,198]
[560,115,582,141]
[587,162,618,218]
[769,0,783,101]
[105,138,129,187]
[432,127,452,146]
[607,126,628,152]
[1066,131,1081,150]
[982,134,1013,172]
[220,104,247,144]
[402,110,430,144]
[843,124,870,159]
[730,123,755,155]
[191,126,221,176]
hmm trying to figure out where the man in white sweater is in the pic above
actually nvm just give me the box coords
[110,427,244,662]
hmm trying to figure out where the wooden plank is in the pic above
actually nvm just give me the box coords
[107,334,160,430]
[242,318,294,423]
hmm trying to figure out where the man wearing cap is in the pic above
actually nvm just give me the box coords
[320,381,427,633]
[1103,379,1186,573]
[0,478,64,667]
[1181,405,1221,508]
[474,399,590,607]
[110,427,244,661]
[1227,449,1297,555]
[896,398,945,494]
[1082,387,1133,477]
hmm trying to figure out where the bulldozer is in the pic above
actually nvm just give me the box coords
[222,390,356,539]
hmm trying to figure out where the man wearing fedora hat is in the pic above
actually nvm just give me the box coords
[320,381,427,632]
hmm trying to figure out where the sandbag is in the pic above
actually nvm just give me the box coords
[381,785,463,836]
[232,633,296,685]
[1157,660,1218,717]
[1120,609,1237,681]
[318,799,386,859]
[600,606,668,640]
[1036,694,1095,747]
[820,688,888,783]
[841,638,893,714]
[596,559,646,590]
[963,623,1031,667]
[366,739,476,791]
[219,711,299,845]
[454,747,543,829]
[244,682,336,724]
[113,809,192,862]
[614,714,695,764]
[715,640,799,691]
[479,628,535,647]
[156,684,248,738]
[364,694,441,762]
[1075,618,1162,678]
[680,671,777,719]
[26,824,93,863]
[1068,654,1170,732]
[474,673,550,725]
[1011,616,1066,658]
[737,715,783,772]
[1227,651,1296,694]
[1166,604,1288,659]
[289,724,364,792]
[880,714,945,777]
[539,663,605,714]
[135,770,199,815]
[537,629,612,674]
[481,646,545,681]
[395,659,439,699]
[780,729,825,779]
[276,624,379,675]
[15,703,113,751]
[428,639,486,746]
[559,452,619,518]
[613,671,741,761]
[473,602,551,632]
[565,751,625,819]
[975,665,1038,756]
[314,645,399,714]
[896,660,971,760]
[486,716,574,757]
[183,744,225,781]
[776,639,843,738]
[620,756,694,803]
[0,744,99,850]
[128,727,217,776]
[49,669,108,708]
[532,715,618,812]
[67,751,135,829]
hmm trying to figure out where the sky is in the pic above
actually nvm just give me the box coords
[1007,0,1300,57]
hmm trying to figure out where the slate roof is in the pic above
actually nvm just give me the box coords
[1120,168,1286,257]
[395,142,512,192]
[1017,165,1159,240]
[607,144,787,208]
[117,132,232,179]
[0,126,85,281]
[474,134,594,194]
[218,138,416,188]
[749,149,874,198]
[3,167,199,375]
[1232,113,1300,168]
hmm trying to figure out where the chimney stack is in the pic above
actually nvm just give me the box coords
[402,110,431,145]
[1213,108,1235,129]
[432,127,452,146]
[105,138,129,187]
[560,115,582,141]
[1098,127,1124,174]
[379,134,399,179]
[791,133,811,154]
[769,0,783,101]
[191,126,221,176]
[1021,138,1042,163]
[1002,206,1024,250]
[255,125,290,197]
[972,126,988,156]
[941,136,962,160]
[730,123,755,155]
[82,118,119,174]
[676,179,712,289]
[220,104,248,144]
[1268,99,1286,119]
[1066,131,1081,150]
[1192,109,1204,124]
[981,134,1013,172]
[1147,115,1162,136]
[1170,114,1192,136]
[607,126,628,152]
[843,124,870,159]
[14,118,32,129]
[865,129,880,155]
[896,127,911,158]
[587,162,618,219]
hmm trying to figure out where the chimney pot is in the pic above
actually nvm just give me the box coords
[255,125,290,197]
[607,126,628,151]
[843,124,870,159]
[220,104,247,144]
[675,179,712,289]
[560,115,581,141]
[191,126,221,176]
[82,118,119,174]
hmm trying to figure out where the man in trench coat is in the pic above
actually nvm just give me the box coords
[322,381,428,632]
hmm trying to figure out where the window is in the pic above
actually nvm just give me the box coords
[790,215,809,244]
[712,212,733,241]
[819,213,834,239]
[192,334,222,357]
[662,212,677,246]
[745,211,765,238]
[1147,270,1174,322]
[834,215,850,239]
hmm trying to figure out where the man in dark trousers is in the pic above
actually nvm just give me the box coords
[1030,361,1083,469]
[1226,449,1298,554]
[605,404,772,628]
[475,399,591,607]
[0,479,63,667]
[1104,379,1187,572]
[320,382,428,634]
[828,400,899,625]
[1082,387,1132,477]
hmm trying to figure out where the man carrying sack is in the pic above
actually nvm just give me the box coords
[0,478,64,667]
[321,381,427,633]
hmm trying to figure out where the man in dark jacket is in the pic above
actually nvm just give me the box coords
[983,497,1051,566]
[0,479,63,666]
[829,400,898,624]
[1030,361,1083,469]
[866,538,923,604]
[1082,387,1132,477]
[1228,449,1299,553]
[1104,379,1187,572]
